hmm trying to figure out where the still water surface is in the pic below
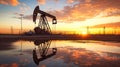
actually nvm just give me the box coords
[0,40,120,67]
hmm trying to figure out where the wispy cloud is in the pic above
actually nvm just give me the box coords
[22,0,120,25]
[92,22,120,28]
[0,0,19,6]
[55,47,120,67]
[19,3,30,14]
[37,0,46,5]
[67,0,74,4]
[13,3,31,20]
[48,0,120,22]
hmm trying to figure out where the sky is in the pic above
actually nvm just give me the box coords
[0,0,120,34]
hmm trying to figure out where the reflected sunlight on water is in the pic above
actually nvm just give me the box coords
[0,40,120,67]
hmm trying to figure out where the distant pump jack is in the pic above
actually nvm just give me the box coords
[33,6,57,35]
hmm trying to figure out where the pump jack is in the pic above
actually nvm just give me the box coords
[33,40,57,65]
[33,6,57,34]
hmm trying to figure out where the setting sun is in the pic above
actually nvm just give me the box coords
[81,31,87,35]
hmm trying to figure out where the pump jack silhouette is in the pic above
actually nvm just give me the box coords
[33,6,57,34]
[33,40,57,65]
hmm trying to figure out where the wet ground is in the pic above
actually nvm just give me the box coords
[0,40,120,67]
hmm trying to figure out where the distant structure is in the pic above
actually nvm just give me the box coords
[103,26,106,35]
[11,26,13,34]
[87,26,89,34]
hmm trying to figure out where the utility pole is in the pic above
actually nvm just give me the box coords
[19,14,23,55]
[20,14,23,34]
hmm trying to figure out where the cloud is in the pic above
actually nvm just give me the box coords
[48,0,120,22]
[37,0,59,5]
[67,0,74,4]
[0,63,18,67]
[103,8,120,17]
[13,14,33,21]
[54,47,120,67]
[37,0,46,5]
[13,3,31,19]
[22,0,120,24]
[0,0,19,6]
[48,3,100,22]
[92,22,120,28]
[53,0,59,3]
[23,15,33,20]
[18,3,30,14]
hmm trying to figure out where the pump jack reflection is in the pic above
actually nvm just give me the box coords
[33,40,57,65]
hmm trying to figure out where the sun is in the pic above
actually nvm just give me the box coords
[82,31,87,35]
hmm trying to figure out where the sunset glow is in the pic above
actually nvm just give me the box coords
[0,0,120,34]
[81,31,87,35]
